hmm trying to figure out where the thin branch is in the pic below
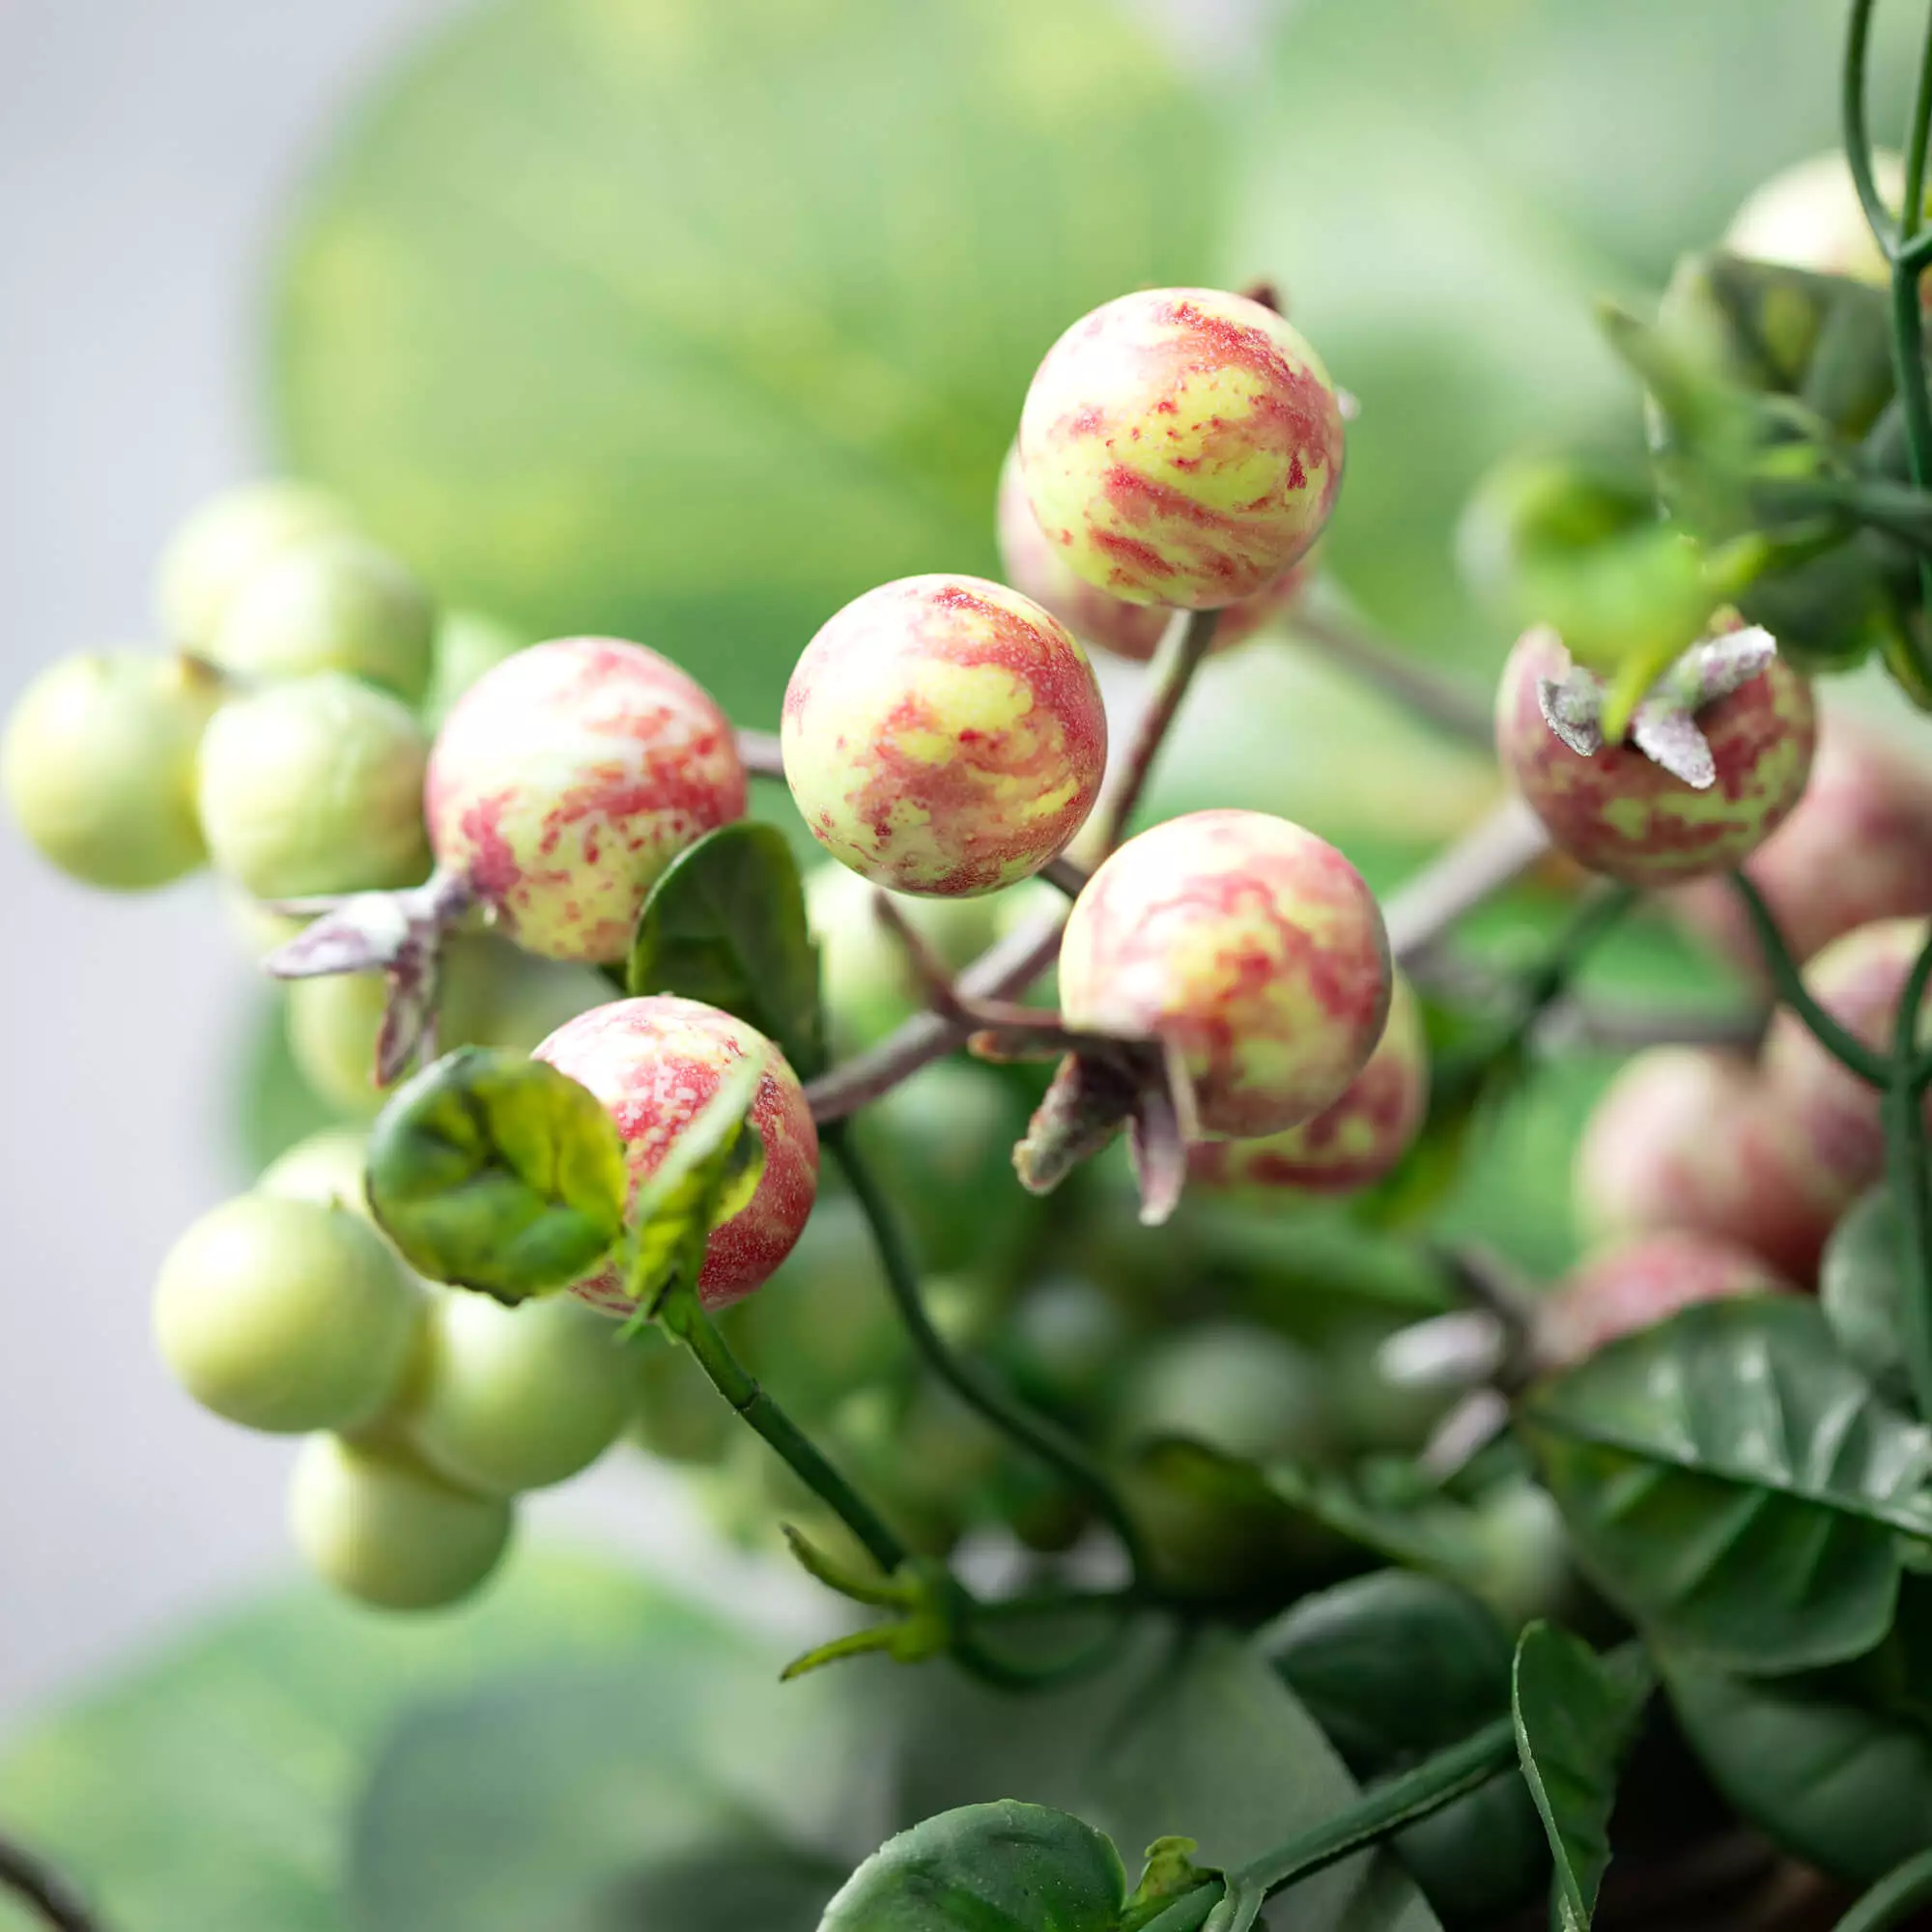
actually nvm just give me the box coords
[1729,875,1892,1086]
[1381,796,1552,960]
[1290,606,1493,748]
[0,1833,102,1932]
[736,726,784,780]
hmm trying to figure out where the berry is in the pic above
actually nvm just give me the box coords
[1669,714,1932,975]
[401,1291,633,1495]
[1189,969,1428,1195]
[1118,1321,1332,1465]
[153,1193,424,1433]
[1574,1046,1846,1284]
[288,1434,512,1610]
[781,574,1106,896]
[3,651,222,890]
[1724,151,1904,288]
[197,671,431,897]
[426,637,745,963]
[995,442,1317,662]
[1058,808,1391,1138]
[1495,627,1816,885]
[209,533,435,702]
[1017,288,1344,610]
[532,995,819,1312]
[1539,1231,1795,1369]
[155,480,355,649]
[256,1127,377,1217]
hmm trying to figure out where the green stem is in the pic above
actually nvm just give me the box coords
[0,1833,100,1932]
[1835,1847,1932,1931]
[1886,927,1932,1422]
[1729,875,1893,1086]
[665,1293,908,1578]
[1845,0,1901,250]
[825,1122,1151,1580]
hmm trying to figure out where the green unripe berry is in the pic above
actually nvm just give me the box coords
[402,1292,633,1495]
[210,534,435,703]
[629,1328,735,1465]
[422,610,527,729]
[156,480,356,649]
[4,652,221,889]
[288,1434,512,1610]
[256,1127,375,1216]
[196,671,430,897]
[153,1193,423,1433]
[1118,1322,1334,1466]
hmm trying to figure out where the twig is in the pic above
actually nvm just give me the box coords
[1381,796,1553,960]
[0,1833,102,1932]
[1291,604,1493,748]
[737,726,784,780]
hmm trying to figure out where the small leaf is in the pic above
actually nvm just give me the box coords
[366,1048,628,1300]
[1511,1627,1654,1932]
[622,1051,768,1314]
[1520,1298,1932,1672]
[628,822,827,1080]
[1122,1837,1216,1931]
[818,1801,1127,1932]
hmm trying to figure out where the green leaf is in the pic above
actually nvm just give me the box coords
[0,1556,735,1932]
[351,1656,857,1932]
[819,1802,1126,1932]
[1511,1627,1654,1932]
[628,821,826,1080]
[365,1047,628,1300]
[1259,1573,1549,1927]
[272,0,1218,726]
[622,1048,767,1311]
[1520,1298,1932,1673]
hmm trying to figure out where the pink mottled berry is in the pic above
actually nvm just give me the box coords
[1018,288,1345,611]
[1574,1045,1848,1286]
[781,573,1107,896]
[994,444,1316,663]
[1669,713,1932,975]
[426,638,746,964]
[533,995,818,1313]
[1540,1231,1796,1370]
[1494,628,1816,885]
[1059,808,1391,1140]
[1190,969,1427,1195]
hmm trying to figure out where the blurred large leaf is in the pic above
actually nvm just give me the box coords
[273,0,1218,724]
[0,1555,737,1932]
[1520,1299,1932,1673]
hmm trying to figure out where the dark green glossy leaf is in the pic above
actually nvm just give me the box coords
[1260,1574,1548,1927]
[1511,1627,1654,1932]
[0,1557,732,1932]
[628,822,826,1080]
[273,0,1218,726]
[819,1802,1126,1932]
[366,1047,628,1299]
[1520,1298,1932,1672]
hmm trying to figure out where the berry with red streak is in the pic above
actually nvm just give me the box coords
[1574,1046,1847,1285]
[993,444,1315,662]
[1761,917,1932,1201]
[1058,808,1391,1139]
[1017,288,1345,611]
[1494,627,1816,885]
[1539,1231,1796,1370]
[533,995,818,1313]
[1189,969,1427,1195]
[1669,714,1932,975]
[781,574,1106,896]
[426,637,746,963]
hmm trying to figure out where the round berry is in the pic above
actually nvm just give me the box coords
[1017,288,1344,610]
[1540,1232,1795,1369]
[155,480,355,649]
[1058,808,1391,1138]
[197,671,431,897]
[288,1434,512,1610]
[533,995,819,1313]
[1119,1322,1332,1464]
[209,533,435,703]
[426,637,745,963]
[153,1193,424,1434]
[1190,969,1428,1195]
[256,1127,376,1217]
[781,574,1106,896]
[1725,151,1903,287]
[995,443,1317,662]
[1495,628,1816,885]
[3,651,222,890]
[401,1291,633,1495]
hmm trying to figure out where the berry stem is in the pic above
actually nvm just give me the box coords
[1884,926,1932,1422]
[1291,602,1493,748]
[0,1833,104,1932]
[823,1120,1151,1582]
[1833,1847,1932,1931]
[1380,796,1552,962]
[735,726,784,780]
[658,1291,908,1578]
